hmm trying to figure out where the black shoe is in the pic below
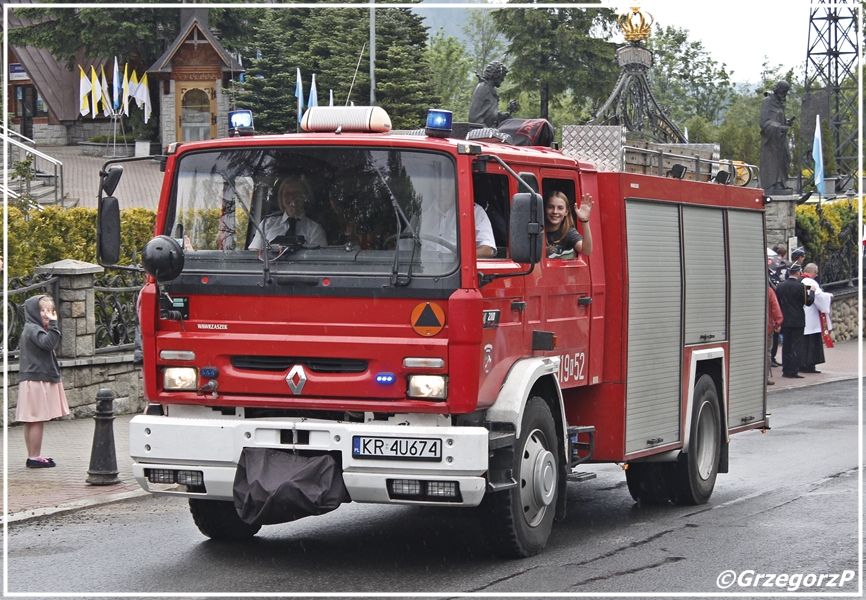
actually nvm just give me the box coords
[26,458,56,468]
[771,359,782,367]
[783,374,805,379]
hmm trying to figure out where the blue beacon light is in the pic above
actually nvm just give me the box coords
[425,109,452,138]
[376,373,396,385]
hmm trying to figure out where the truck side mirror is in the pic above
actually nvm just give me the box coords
[101,165,124,196]
[97,196,122,265]
[509,192,544,265]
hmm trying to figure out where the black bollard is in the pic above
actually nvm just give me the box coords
[87,388,121,485]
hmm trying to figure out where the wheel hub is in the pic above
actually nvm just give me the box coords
[520,429,556,527]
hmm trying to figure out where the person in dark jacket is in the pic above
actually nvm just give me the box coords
[775,264,815,378]
[17,295,70,467]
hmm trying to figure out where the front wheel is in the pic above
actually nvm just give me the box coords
[189,499,261,541]
[486,397,559,558]
[671,374,722,505]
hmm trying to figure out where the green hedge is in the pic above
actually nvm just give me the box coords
[6,206,156,280]
[795,196,865,265]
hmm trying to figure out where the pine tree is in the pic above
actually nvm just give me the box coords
[427,29,474,120]
[374,8,439,129]
[492,2,618,121]
[235,11,297,134]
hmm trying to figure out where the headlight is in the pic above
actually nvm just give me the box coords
[407,375,447,400]
[163,367,198,391]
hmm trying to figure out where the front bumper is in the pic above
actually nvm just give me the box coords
[129,411,490,507]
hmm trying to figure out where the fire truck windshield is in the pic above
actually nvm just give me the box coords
[166,147,460,278]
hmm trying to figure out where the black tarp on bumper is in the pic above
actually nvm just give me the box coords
[233,448,351,526]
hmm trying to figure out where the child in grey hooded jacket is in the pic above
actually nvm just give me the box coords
[17,295,69,467]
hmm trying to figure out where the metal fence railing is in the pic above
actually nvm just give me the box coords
[94,272,145,353]
[5,275,60,358]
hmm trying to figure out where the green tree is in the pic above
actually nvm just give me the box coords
[646,25,734,125]
[427,28,473,120]
[492,2,618,121]
[235,10,297,134]
[461,8,506,79]
[288,6,368,109]
[9,3,179,70]
[373,8,439,129]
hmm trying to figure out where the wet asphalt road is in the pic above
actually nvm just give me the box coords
[6,380,860,597]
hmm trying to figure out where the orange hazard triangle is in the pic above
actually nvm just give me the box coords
[411,302,445,336]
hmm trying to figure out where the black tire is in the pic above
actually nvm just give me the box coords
[188,499,261,541]
[625,462,672,505]
[486,397,559,558]
[671,374,721,505]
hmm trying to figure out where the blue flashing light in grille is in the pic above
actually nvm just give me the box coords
[200,367,219,379]
[376,372,396,385]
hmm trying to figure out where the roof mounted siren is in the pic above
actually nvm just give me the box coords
[425,109,453,138]
[301,106,391,133]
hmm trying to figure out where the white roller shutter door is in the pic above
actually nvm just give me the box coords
[727,209,767,429]
[625,200,682,454]
[682,206,727,344]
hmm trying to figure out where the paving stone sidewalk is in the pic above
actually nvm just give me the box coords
[34,145,164,211]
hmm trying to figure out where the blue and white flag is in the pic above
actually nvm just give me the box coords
[238,52,245,83]
[308,73,318,108]
[295,68,304,129]
[112,57,121,110]
[813,114,824,197]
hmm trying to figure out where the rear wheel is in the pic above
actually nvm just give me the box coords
[487,397,559,558]
[671,374,721,505]
[625,462,672,505]
[188,499,261,541]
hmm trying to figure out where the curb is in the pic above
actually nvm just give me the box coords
[767,374,862,394]
[6,488,153,524]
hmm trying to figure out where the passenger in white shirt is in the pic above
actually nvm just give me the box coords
[249,176,327,250]
[422,199,496,258]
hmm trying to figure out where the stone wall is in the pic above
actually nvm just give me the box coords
[160,80,177,148]
[32,122,69,146]
[764,195,798,250]
[2,260,144,426]
[5,355,144,424]
[65,121,117,145]
[828,291,861,343]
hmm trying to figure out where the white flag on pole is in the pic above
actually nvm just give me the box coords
[78,65,91,117]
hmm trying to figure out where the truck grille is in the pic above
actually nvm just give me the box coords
[231,356,368,373]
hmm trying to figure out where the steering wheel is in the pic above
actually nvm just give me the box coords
[382,232,457,253]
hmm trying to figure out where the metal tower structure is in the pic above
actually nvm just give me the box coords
[802,2,858,192]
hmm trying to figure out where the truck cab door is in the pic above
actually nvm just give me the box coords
[535,172,593,389]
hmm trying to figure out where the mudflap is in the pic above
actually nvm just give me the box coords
[233,448,351,526]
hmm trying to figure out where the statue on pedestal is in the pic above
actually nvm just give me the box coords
[760,80,796,193]
[469,61,517,128]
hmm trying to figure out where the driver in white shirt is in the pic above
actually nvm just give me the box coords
[249,176,327,250]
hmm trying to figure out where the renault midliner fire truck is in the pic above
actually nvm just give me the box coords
[97,106,769,557]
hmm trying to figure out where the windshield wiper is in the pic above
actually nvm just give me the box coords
[373,166,419,286]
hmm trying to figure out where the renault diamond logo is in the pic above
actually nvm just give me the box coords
[286,365,307,395]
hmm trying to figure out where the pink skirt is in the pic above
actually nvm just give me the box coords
[16,380,71,422]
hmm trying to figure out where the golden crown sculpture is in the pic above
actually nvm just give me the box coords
[619,6,654,42]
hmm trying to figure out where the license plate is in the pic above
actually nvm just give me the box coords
[352,436,442,461]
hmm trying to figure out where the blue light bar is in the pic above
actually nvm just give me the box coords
[425,109,452,137]
[376,372,396,385]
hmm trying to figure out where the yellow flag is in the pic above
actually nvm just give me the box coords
[78,65,91,117]
[90,66,102,120]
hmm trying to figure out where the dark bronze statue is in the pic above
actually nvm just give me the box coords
[760,80,796,193]
[469,61,517,128]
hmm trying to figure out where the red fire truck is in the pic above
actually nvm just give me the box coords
[97,106,769,557]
